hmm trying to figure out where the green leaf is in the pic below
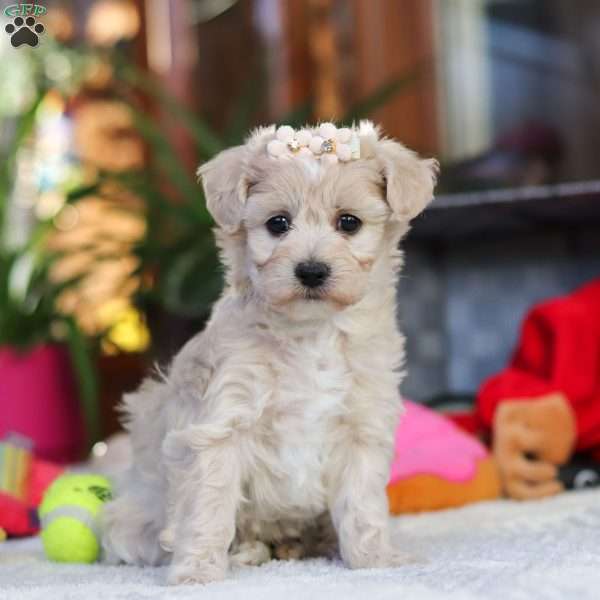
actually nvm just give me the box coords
[341,70,421,125]
[65,183,101,203]
[117,62,225,159]
[278,101,313,129]
[159,239,222,317]
[103,171,203,224]
[63,316,100,449]
[0,92,45,243]
[224,73,265,145]
[130,110,200,200]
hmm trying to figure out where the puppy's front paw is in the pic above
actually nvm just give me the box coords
[341,530,421,570]
[380,549,425,567]
[168,553,227,585]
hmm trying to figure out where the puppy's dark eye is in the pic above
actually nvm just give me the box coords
[337,214,362,234]
[266,215,290,236]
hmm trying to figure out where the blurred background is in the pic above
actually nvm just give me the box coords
[1,0,600,464]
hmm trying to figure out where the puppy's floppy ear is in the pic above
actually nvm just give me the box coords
[198,145,249,234]
[376,139,438,221]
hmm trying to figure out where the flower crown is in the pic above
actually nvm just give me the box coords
[266,122,361,164]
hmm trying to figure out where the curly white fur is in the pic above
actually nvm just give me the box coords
[102,121,438,585]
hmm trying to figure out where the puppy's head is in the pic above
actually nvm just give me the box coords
[199,122,437,319]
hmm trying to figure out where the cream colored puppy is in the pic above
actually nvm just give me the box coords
[102,121,437,585]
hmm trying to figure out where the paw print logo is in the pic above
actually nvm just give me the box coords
[5,16,45,48]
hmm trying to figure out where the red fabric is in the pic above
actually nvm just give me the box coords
[26,459,64,507]
[0,457,64,537]
[0,493,38,536]
[446,411,479,435]
[476,279,600,458]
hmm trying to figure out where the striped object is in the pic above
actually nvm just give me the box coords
[0,438,33,501]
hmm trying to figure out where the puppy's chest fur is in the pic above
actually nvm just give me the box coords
[243,324,350,519]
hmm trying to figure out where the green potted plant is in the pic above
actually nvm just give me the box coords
[0,248,99,462]
[0,94,99,464]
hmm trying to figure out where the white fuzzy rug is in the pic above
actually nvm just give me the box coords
[2,489,600,600]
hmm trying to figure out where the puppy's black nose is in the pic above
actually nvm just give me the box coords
[295,261,331,288]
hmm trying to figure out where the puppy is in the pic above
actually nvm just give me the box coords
[102,121,437,584]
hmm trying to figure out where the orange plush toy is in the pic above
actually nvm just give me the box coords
[477,279,600,499]
[492,393,576,499]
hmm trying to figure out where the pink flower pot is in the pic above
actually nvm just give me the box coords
[0,344,85,463]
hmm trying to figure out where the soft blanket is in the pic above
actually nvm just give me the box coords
[2,488,600,599]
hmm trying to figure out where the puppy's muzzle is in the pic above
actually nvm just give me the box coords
[295,261,331,289]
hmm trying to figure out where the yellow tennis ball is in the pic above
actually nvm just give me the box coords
[38,473,112,563]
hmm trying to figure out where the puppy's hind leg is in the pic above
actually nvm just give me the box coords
[230,540,272,567]
[102,479,169,566]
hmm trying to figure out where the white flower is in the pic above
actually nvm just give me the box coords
[309,135,324,155]
[296,129,312,146]
[267,124,361,163]
[276,125,295,143]
[337,128,352,144]
[267,139,286,157]
[318,122,337,140]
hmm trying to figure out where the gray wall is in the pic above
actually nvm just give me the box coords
[399,230,600,401]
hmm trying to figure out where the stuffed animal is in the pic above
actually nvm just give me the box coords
[492,393,576,499]
[0,437,65,536]
[477,279,600,499]
[387,401,501,513]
